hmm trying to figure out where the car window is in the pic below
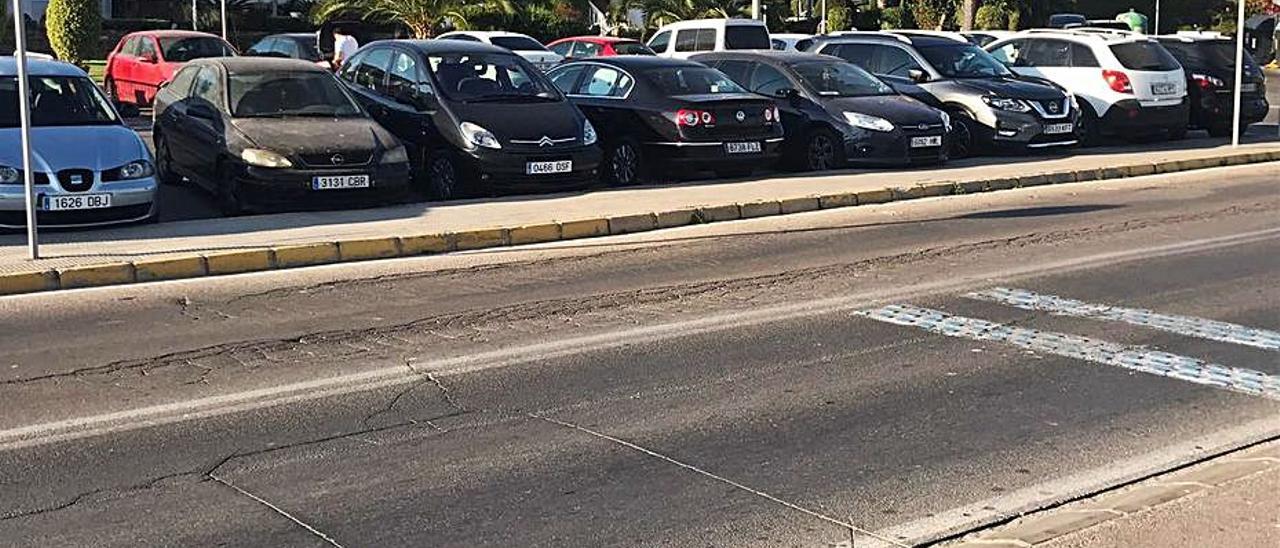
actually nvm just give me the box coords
[246,37,275,56]
[138,37,157,59]
[388,51,432,107]
[337,50,365,82]
[772,39,786,50]
[989,40,1026,66]
[277,39,301,58]
[549,42,573,56]
[158,37,235,63]
[724,26,771,50]
[648,31,672,53]
[1071,43,1099,67]
[695,29,717,51]
[876,46,924,77]
[1024,39,1071,67]
[190,67,224,109]
[1,76,119,128]
[167,65,200,96]
[229,70,364,118]
[576,65,633,97]
[548,65,586,93]
[573,42,603,58]
[675,29,702,53]
[354,48,393,92]
[643,66,745,95]
[490,36,548,52]
[426,52,559,102]
[714,60,753,85]
[121,36,141,56]
[793,60,894,97]
[1110,41,1180,71]
[749,64,791,96]
[825,43,881,72]
[614,42,655,55]
[442,34,482,42]
[917,43,1011,78]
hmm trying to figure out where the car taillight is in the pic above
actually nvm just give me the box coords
[1103,70,1133,93]
[764,105,780,123]
[1191,73,1224,90]
[675,109,715,127]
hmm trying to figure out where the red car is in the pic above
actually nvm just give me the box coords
[104,30,237,106]
[546,36,655,59]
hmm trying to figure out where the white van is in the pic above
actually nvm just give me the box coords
[647,19,772,59]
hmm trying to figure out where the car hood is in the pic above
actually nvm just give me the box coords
[951,76,1063,100]
[0,125,148,173]
[450,100,584,143]
[229,117,397,156]
[819,94,943,126]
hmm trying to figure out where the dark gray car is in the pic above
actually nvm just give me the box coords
[804,33,1079,157]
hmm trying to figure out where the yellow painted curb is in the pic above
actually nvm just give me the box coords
[273,243,340,268]
[0,270,58,295]
[856,189,895,205]
[134,256,207,282]
[1127,164,1157,177]
[400,234,451,255]
[918,182,955,197]
[1074,168,1103,182]
[986,177,1019,191]
[560,219,609,239]
[338,238,400,261]
[779,196,821,214]
[453,228,507,251]
[739,201,781,219]
[957,180,987,193]
[656,208,699,228]
[608,213,659,235]
[697,204,740,222]
[1017,174,1052,187]
[1044,171,1078,185]
[508,223,561,245]
[56,263,135,289]
[890,186,926,200]
[205,249,274,275]
[818,192,858,209]
[1154,160,1183,174]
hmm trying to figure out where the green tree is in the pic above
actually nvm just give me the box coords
[311,0,516,38]
[638,0,749,30]
[827,3,851,32]
[975,1,1010,30]
[45,0,101,65]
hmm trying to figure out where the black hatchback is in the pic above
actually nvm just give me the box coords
[1157,35,1269,137]
[546,56,784,185]
[338,40,602,199]
[695,51,950,170]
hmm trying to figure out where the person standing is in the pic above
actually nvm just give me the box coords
[333,25,360,69]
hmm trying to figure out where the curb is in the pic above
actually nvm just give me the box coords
[3,149,1279,297]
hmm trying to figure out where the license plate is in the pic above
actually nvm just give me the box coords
[1044,123,1075,135]
[910,136,943,148]
[41,193,111,211]
[526,160,573,175]
[311,175,370,190]
[1241,83,1258,93]
[725,142,762,154]
[1152,82,1178,96]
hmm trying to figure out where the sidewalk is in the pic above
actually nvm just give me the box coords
[2,140,1279,295]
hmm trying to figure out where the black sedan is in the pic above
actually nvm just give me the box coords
[695,51,950,170]
[245,33,331,70]
[153,57,411,214]
[547,56,785,185]
[1157,35,1269,137]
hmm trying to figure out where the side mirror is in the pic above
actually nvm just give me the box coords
[908,69,929,83]
[115,101,140,118]
[188,103,219,120]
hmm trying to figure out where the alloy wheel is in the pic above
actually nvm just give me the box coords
[806,133,836,171]
[428,156,457,200]
[610,143,639,185]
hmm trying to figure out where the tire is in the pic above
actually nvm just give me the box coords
[215,164,244,216]
[948,110,978,159]
[604,139,644,186]
[153,133,181,185]
[1075,102,1103,147]
[425,151,461,201]
[104,78,118,102]
[801,127,841,172]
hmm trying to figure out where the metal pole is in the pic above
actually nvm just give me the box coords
[821,0,827,33]
[752,0,761,20]
[192,0,197,31]
[220,0,226,39]
[1155,0,1160,34]
[12,0,39,259]
[1232,0,1246,147]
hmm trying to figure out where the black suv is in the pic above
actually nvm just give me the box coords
[804,33,1078,157]
[1157,34,1269,137]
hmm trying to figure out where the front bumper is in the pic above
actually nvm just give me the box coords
[461,145,603,195]
[839,126,948,167]
[234,161,413,211]
[0,178,158,228]
[986,109,1079,150]
[1099,99,1191,134]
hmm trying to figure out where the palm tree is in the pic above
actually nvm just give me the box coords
[640,0,749,29]
[311,0,516,38]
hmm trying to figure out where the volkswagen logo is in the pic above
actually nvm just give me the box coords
[735,110,746,123]
[538,136,556,147]
[331,154,345,165]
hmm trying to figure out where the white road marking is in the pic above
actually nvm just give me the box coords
[967,287,1280,351]
[857,304,1280,401]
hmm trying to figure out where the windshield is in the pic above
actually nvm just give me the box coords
[160,36,235,63]
[725,26,772,50]
[0,76,119,128]
[614,42,656,56]
[428,53,560,102]
[1111,41,1180,71]
[229,71,363,118]
[1162,40,1253,71]
[918,43,1012,78]
[644,66,746,95]
[793,61,894,97]
[490,36,549,52]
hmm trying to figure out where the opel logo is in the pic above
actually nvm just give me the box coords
[538,136,556,147]
[331,154,345,165]
[735,110,746,123]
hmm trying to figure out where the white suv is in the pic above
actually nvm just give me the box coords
[436,31,563,71]
[647,19,773,59]
[986,29,1188,143]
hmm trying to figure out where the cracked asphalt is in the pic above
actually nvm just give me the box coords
[1,164,1279,547]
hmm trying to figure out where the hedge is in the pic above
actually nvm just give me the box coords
[45,0,102,65]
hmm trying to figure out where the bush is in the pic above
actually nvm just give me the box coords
[975,4,1008,30]
[45,0,102,65]
[1007,9,1021,31]
[881,6,915,29]
[828,4,852,32]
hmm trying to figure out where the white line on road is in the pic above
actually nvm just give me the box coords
[967,287,1280,352]
[858,304,1280,400]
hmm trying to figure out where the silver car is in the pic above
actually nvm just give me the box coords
[1,57,158,228]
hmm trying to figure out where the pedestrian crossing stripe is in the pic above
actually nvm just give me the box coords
[856,304,1280,401]
[967,287,1280,352]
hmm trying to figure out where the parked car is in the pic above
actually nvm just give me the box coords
[963,30,1018,48]
[695,51,950,170]
[1048,13,1088,28]
[1157,33,1268,137]
[338,40,601,198]
[246,33,330,69]
[805,33,1079,157]
[986,29,1188,143]
[1067,21,1137,32]
[771,33,815,51]
[0,57,157,227]
[152,57,411,214]
[104,30,236,106]
[546,56,783,185]
[436,31,563,71]
[547,36,655,59]
[648,18,773,59]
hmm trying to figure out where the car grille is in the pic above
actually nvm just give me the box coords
[298,151,374,168]
[508,136,578,152]
[57,169,95,192]
[1031,98,1071,119]
[0,203,151,227]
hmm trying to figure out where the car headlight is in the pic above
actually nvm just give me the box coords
[939,110,952,132]
[241,148,294,168]
[0,166,17,184]
[460,122,502,150]
[844,111,895,133]
[381,145,409,164]
[117,160,155,180]
[982,96,1031,113]
[583,119,598,146]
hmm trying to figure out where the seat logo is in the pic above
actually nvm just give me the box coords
[735,111,746,122]
[538,136,556,147]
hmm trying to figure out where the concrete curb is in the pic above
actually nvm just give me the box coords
[3,149,1279,297]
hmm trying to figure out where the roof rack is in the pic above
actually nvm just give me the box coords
[1021,28,1143,40]
[819,31,912,45]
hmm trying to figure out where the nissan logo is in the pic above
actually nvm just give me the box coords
[735,110,746,123]
[1049,102,1060,113]
[331,154,345,165]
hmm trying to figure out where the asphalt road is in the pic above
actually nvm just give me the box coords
[1,163,1278,546]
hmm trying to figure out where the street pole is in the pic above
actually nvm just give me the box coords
[192,0,197,31]
[1155,0,1160,34]
[752,0,761,20]
[1232,0,1246,147]
[220,0,227,40]
[11,0,39,259]
[821,0,827,33]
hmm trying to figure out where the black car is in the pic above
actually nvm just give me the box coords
[805,33,1079,157]
[152,57,411,214]
[245,33,330,69]
[546,56,784,185]
[695,51,950,170]
[337,40,601,198]
[1157,35,1269,137]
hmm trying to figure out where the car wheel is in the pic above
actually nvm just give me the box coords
[948,111,977,159]
[804,128,840,172]
[153,133,181,185]
[605,140,643,186]
[104,78,118,101]
[426,152,459,201]
[215,164,244,216]
[1075,103,1102,147]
